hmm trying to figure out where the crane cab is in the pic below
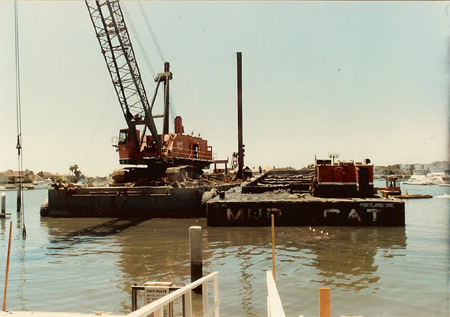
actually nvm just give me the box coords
[114,128,142,164]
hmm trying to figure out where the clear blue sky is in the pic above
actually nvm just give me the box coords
[0,1,448,177]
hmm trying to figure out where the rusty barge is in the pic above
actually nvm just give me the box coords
[206,159,405,227]
[42,158,405,225]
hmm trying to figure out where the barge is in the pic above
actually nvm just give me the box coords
[41,181,234,218]
[206,191,404,226]
[207,159,405,227]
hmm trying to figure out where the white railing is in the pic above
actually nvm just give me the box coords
[127,272,220,317]
[266,271,286,317]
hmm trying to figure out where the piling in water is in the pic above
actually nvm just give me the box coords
[319,288,331,317]
[3,221,12,311]
[189,226,202,293]
[237,52,244,180]
[17,185,21,213]
[1,193,5,217]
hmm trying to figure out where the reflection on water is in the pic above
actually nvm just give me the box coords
[309,227,406,291]
[0,185,449,317]
[204,225,407,316]
[34,217,408,316]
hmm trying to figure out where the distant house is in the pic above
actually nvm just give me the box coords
[37,171,54,179]
[0,169,34,184]
[373,166,383,175]
[430,161,450,172]
[413,163,431,171]
[37,171,71,182]
[54,173,72,182]
[0,174,9,184]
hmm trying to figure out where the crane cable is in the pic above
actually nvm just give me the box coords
[80,88,114,174]
[121,3,157,80]
[137,0,165,64]
[14,0,26,237]
[135,0,177,121]
[123,1,177,126]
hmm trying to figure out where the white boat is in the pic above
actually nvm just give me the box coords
[426,172,446,185]
[439,175,450,187]
[0,184,17,191]
[404,174,432,185]
[32,179,53,189]
[74,180,88,187]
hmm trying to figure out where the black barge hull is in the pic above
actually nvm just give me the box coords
[207,197,405,227]
[42,186,231,218]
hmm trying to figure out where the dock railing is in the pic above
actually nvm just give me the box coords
[266,271,286,317]
[127,272,220,317]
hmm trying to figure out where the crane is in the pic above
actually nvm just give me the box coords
[85,0,213,183]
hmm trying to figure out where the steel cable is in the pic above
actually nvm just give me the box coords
[14,0,26,236]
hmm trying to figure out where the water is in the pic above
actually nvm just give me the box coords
[0,181,449,316]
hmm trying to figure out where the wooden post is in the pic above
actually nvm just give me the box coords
[3,221,12,311]
[271,213,276,282]
[319,288,331,317]
[189,226,202,293]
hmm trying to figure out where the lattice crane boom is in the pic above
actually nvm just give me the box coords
[85,0,162,150]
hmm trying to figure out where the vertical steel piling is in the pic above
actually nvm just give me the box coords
[271,213,276,282]
[237,52,244,180]
[16,185,21,213]
[163,62,171,136]
[1,193,5,217]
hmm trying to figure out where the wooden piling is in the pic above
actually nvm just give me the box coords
[189,226,202,293]
[319,288,331,317]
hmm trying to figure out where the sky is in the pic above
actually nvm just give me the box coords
[0,1,449,177]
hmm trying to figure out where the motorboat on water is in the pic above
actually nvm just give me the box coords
[375,176,401,196]
[404,171,449,185]
[439,175,450,187]
[404,174,432,185]
[0,184,17,191]
[32,179,53,189]
[426,172,446,185]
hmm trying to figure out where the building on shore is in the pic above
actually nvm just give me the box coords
[0,170,71,185]
[0,169,34,184]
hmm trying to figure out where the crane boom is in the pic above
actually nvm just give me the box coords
[85,0,162,150]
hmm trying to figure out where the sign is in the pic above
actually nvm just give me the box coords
[359,202,394,208]
[144,282,173,317]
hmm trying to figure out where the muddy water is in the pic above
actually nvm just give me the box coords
[0,182,449,316]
